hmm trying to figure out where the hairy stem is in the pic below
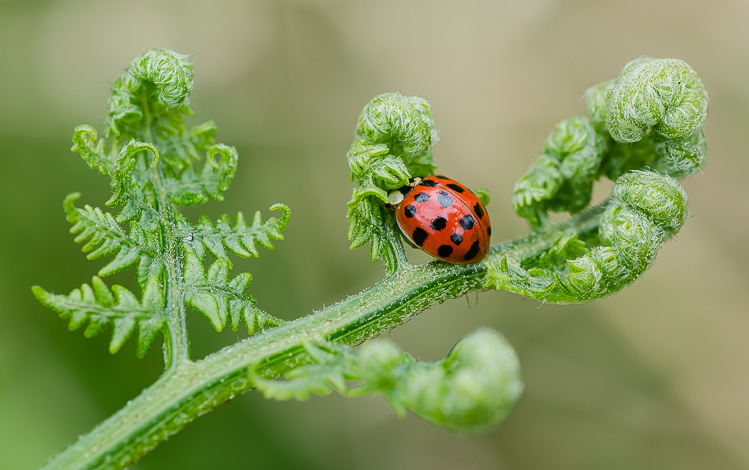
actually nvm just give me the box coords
[43,204,604,469]
[159,178,191,368]
[137,91,191,368]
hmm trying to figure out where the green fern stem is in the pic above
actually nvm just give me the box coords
[134,88,187,369]
[42,204,601,469]
[156,162,191,369]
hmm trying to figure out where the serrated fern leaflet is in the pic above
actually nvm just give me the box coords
[182,251,285,333]
[33,277,164,357]
[179,203,290,260]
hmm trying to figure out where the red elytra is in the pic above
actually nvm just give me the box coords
[395,175,491,264]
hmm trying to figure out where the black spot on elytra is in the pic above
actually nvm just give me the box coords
[450,232,463,246]
[437,245,454,257]
[412,227,428,246]
[487,226,492,236]
[473,202,484,218]
[420,179,437,187]
[404,204,416,218]
[430,216,447,231]
[459,214,475,230]
[447,183,464,193]
[435,175,450,180]
[414,192,429,202]
[437,191,453,208]
[463,241,480,261]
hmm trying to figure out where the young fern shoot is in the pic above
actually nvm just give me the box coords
[34,50,707,469]
[33,49,290,368]
[492,57,706,302]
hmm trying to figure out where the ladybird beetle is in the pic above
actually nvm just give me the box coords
[394,175,491,264]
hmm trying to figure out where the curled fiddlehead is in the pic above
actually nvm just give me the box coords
[488,56,707,302]
[345,92,439,274]
[488,170,688,302]
[256,328,523,433]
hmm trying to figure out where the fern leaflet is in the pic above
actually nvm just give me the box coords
[32,277,165,357]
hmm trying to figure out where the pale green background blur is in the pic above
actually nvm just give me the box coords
[1,0,748,469]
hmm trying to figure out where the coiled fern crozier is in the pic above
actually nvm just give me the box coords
[34,50,707,469]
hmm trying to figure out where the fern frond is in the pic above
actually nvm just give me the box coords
[39,48,292,369]
[64,193,162,282]
[347,141,410,188]
[254,341,352,401]
[345,187,402,273]
[346,188,387,251]
[490,170,689,303]
[256,330,524,433]
[32,277,165,356]
[71,125,113,175]
[106,139,160,208]
[158,121,217,170]
[106,49,194,139]
[512,116,607,228]
[187,204,291,259]
[165,144,238,205]
[182,252,284,332]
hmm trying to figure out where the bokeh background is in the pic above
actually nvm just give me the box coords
[1,0,748,469]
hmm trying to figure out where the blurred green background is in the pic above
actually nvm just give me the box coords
[2,0,748,469]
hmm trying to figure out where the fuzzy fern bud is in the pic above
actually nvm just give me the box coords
[107,49,194,138]
[514,57,707,229]
[583,80,614,131]
[356,92,438,172]
[606,57,707,143]
[513,115,607,227]
[345,92,440,273]
[382,329,523,433]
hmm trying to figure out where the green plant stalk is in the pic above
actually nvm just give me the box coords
[43,203,602,470]
[155,160,191,371]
